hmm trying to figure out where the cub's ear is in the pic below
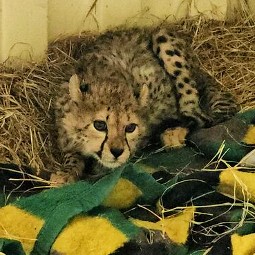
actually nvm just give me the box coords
[69,74,82,103]
[139,84,149,107]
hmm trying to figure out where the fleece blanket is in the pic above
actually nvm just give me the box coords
[0,109,255,255]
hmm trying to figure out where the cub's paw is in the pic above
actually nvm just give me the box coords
[161,127,188,149]
[50,171,78,186]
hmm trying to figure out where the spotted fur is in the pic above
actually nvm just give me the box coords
[53,27,239,183]
[152,29,210,127]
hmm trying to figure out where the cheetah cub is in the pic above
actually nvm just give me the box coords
[52,27,239,183]
[53,75,148,183]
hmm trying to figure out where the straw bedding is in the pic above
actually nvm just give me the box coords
[0,18,254,177]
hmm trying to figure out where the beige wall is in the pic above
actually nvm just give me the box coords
[0,0,251,65]
[48,0,98,42]
[0,0,48,65]
[48,0,228,40]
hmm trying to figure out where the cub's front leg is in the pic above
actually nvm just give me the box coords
[50,152,85,185]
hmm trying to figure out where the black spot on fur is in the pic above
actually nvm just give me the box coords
[156,47,161,55]
[169,75,177,80]
[156,35,167,43]
[165,50,175,56]
[158,58,165,67]
[183,77,190,83]
[177,82,184,89]
[161,78,168,84]
[147,40,153,51]
[186,89,193,94]
[173,70,181,77]
[149,92,155,98]
[175,61,182,68]
[174,49,181,56]
[133,90,140,99]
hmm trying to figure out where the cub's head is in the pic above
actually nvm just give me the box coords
[62,74,149,168]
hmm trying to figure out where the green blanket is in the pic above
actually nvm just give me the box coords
[0,110,255,255]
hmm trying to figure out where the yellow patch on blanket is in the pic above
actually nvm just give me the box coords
[132,207,194,244]
[243,126,255,144]
[0,205,44,253]
[218,168,255,202]
[52,215,128,255]
[103,178,142,209]
[231,233,255,255]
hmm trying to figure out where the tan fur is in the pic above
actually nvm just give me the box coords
[161,127,189,149]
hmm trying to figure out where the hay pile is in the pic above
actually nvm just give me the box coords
[0,18,254,177]
[191,19,255,109]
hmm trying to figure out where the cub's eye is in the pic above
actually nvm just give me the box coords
[125,123,137,133]
[94,120,107,131]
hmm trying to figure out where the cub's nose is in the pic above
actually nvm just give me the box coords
[110,148,124,158]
